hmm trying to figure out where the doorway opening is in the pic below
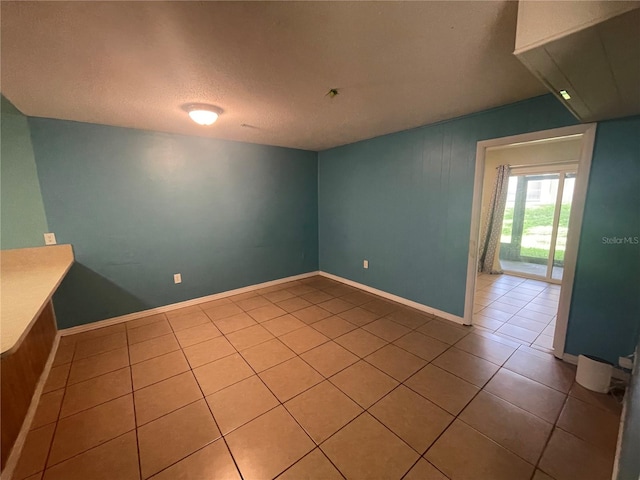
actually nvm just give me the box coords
[464,124,596,359]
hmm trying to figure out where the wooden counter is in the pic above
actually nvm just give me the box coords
[0,244,74,469]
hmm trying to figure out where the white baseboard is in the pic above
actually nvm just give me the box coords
[1,334,60,480]
[60,271,320,336]
[563,353,579,365]
[319,271,465,325]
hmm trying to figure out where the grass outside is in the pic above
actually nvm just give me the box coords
[501,204,571,262]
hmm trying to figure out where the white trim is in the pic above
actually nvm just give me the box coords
[552,124,596,358]
[498,268,562,286]
[60,271,319,336]
[464,124,597,358]
[613,393,627,480]
[509,162,578,174]
[319,271,465,325]
[612,343,639,480]
[489,133,583,150]
[476,124,596,152]
[464,139,487,325]
[1,334,60,480]
[562,352,579,365]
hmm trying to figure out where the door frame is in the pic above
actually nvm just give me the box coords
[463,124,597,359]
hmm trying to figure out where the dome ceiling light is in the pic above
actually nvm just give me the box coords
[183,104,223,126]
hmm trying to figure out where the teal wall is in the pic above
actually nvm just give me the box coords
[318,95,640,364]
[29,119,318,329]
[13,93,639,362]
[319,95,575,316]
[566,116,640,361]
[0,96,49,249]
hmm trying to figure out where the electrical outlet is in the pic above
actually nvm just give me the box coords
[44,233,57,245]
[619,356,634,370]
[363,260,369,269]
[173,273,182,284]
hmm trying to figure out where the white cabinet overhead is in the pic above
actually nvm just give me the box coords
[515,1,640,122]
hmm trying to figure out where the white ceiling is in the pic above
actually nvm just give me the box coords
[1,1,546,151]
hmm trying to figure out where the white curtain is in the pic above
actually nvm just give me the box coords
[478,164,510,274]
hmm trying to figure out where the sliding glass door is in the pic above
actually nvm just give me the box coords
[499,166,577,283]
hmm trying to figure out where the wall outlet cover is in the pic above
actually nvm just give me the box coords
[619,356,634,370]
[44,232,57,245]
[173,273,182,284]
[363,260,369,269]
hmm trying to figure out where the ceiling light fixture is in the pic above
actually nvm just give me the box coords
[184,104,222,126]
[559,89,571,100]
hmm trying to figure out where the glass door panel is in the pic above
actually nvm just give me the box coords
[499,174,560,278]
[551,175,576,280]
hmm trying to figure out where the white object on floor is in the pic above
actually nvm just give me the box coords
[576,354,613,393]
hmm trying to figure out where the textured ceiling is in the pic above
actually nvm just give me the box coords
[1,1,546,151]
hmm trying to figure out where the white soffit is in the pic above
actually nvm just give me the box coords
[1,1,546,151]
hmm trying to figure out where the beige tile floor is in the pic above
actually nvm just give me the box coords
[14,275,622,480]
[474,273,560,352]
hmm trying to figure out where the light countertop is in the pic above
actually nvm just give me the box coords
[1,245,74,356]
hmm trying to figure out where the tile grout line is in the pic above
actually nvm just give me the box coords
[57,303,514,438]
[300,330,510,478]
[187,361,246,480]
[124,327,143,480]
[204,276,401,478]
[286,323,471,475]
[64,346,130,388]
[31,275,586,480]
[39,321,207,476]
[529,391,572,480]
[126,290,303,479]
[40,370,138,470]
[191,294,540,464]
[40,430,138,478]
[17,282,402,472]
[474,274,560,347]
[409,346,522,476]
[275,448,348,480]
[317,277,599,477]
[98,278,444,369]
[220,330,331,479]
[38,340,76,478]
